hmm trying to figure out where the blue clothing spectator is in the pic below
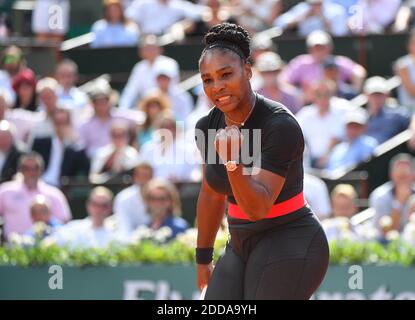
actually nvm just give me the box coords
[151,216,189,240]
[327,108,378,171]
[366,108,411,144]
[91,0,139,48]
[327,135,378,171]
[26,218,62,240]
[91,20,139,48]
[364,76,412,144]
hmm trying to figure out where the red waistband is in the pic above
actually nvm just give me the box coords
[228,192,307,220]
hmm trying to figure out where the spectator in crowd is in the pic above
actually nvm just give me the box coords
[322,56,358,100]
[139,114,200,182]
[136,89,171,148]
[254,51,302,114]
[119,35,180,110]
[349,0,401,35]
[273,0,348,37]
[153,61,193,121]
[186,0,237,37]
[237,0,282,33]
[322,184,360,242]
[326,108,378,172]
[280,30,366,104]
[295,80,346,168]
[125,0,204,36]
[393,0,415,33]
[364,76,412,144]
[12,69,37,112]
[89,120,139,183]
[80,78,140,158]
[50,187,119,248]
[114,161,154,238]
[28,77,61,144]
[26,195,62,240]
[31,0,70,43]
[0,120,26,183]
[54,59,89,114]
[304,172,331,220]
[395,29,415,112]
[91,0,140,48]
[0,11,11,39]
[142,178,189,240]
[328,0,358,15]
[0,45,26,103]
[369,154,415,238]
[0,88,41,144]
[0,152,71,240]
[31,108,90,187]
[401,194,415,245]
[249,34,278,90]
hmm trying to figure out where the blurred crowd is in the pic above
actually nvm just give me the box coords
[2,0,415,248]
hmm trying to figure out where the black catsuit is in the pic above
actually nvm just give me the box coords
[195,94,329,300]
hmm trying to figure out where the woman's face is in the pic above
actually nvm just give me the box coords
[200,50,252,113]
[146,101,162,119]
[147,187,172,218]
[17,82,35,104]
[106,4,123,23]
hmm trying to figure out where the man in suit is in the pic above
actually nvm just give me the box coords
[31,107,90,187]
[0,120,26,183]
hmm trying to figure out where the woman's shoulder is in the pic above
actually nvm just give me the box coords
[91,19,108,32]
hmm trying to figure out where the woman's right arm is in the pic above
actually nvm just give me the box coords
[196,165,226,290]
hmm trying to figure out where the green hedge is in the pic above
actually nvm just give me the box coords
[1,238,415,267]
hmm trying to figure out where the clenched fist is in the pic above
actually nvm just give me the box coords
[214,125,244,163]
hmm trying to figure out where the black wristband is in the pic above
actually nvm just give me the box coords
[195,247,214,264]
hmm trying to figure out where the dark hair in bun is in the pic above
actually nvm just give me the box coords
[201,23,251,63]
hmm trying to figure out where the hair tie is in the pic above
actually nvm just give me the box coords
[203,40,248,61]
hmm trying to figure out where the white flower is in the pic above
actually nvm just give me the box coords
[153,227,173,243]
[176,228,198,248]
[131,225,153,243]
[385,230,400,242]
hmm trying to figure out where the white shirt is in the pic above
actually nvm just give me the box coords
[57,86,89,111]
[42,137,64,187]
[274,1,348,36]
[31,0,70,35]
[351,0,401,34]
[304,173,331,220]
[295,101,346,159]
[119,55,180,110]
[90,144,141,178]
[166,86,193,121]
[0,70,15,104]
[139,135,200,182]
[114,184,150,237]
[125,0,204,35]
[50,218,120,248]
[27,112,54,147]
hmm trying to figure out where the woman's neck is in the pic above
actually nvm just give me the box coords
[224,90,256,126]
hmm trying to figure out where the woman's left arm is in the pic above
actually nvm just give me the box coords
[215,115,302,221]
[227,165,286,221]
